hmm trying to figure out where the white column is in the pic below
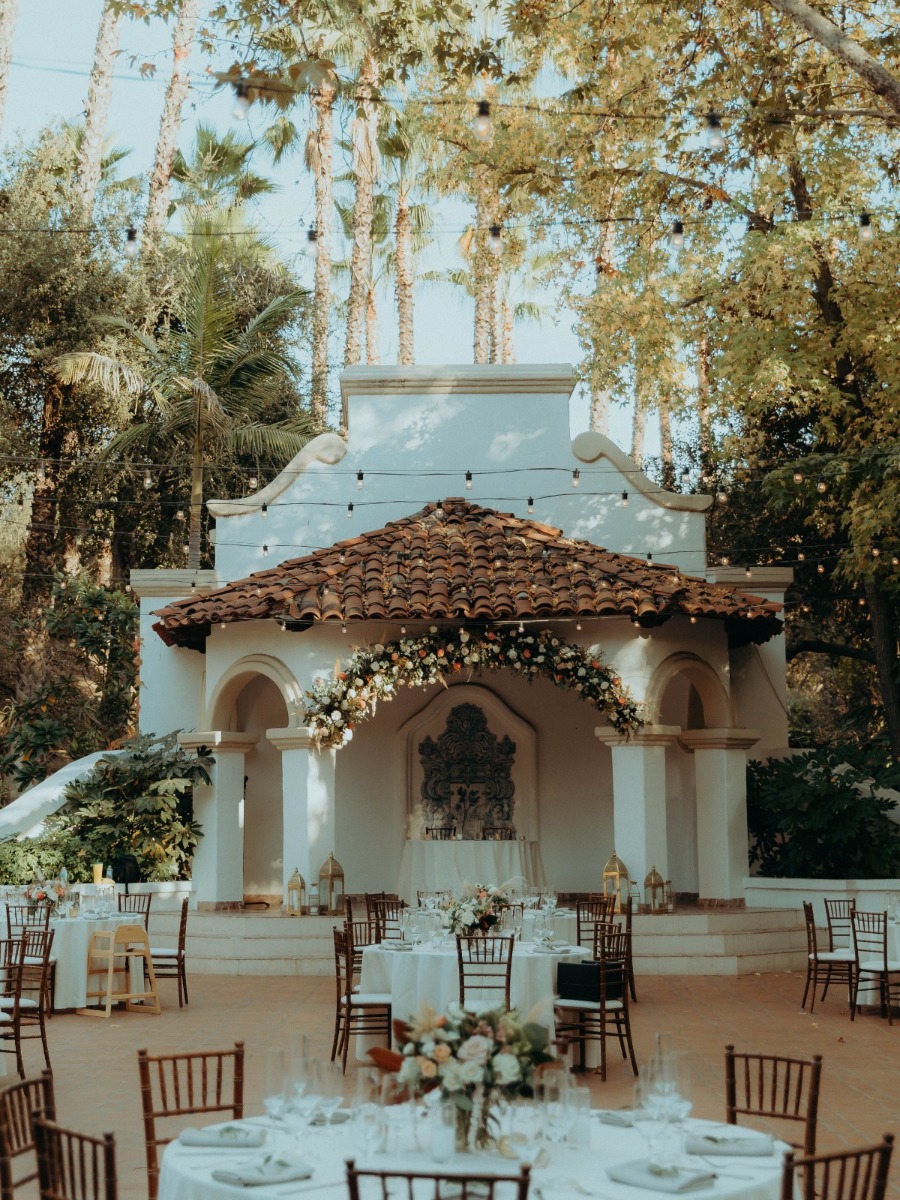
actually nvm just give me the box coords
[267,727,337,907]
[594,725,680,889]
[179,731,257,908]
[679,728,760,904]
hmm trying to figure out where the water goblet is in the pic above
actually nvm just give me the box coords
[262,1047,288,1125]
[380,1076,414,1154]
[633,1078,667,1169]
[542,1073,574,1150]
[317,1062,345,1127]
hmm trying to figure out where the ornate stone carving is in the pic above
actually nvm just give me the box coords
[419,703,516,838]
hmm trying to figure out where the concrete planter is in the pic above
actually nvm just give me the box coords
[744,876,900,925]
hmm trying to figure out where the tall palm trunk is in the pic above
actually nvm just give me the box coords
[365,284,379,364]
[0,0,19,136]
[394,185,414,364]
[188,400,204,569]
[344,52,380,366]
[659,399,675,490]
[145,0,199,239]
[473,167,492,364]
[697,332,712,478]
[590,222,617,434]
[501,297,516,363]
[631,357,646,468]
[310,84,335,427]
[76,0,124,217]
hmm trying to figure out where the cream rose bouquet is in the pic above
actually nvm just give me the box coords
[394,1003,555,1150]
[439,881,512,936]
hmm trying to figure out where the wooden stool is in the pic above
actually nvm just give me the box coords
[78,924,161,1018]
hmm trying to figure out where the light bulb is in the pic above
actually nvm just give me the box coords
[571,468,581,488]
[793,471,803,483]
[705,112,724,150]
[346,502,354,518]
[858,212,874,244]
[341,623,347,634]
[797,552,806,561]
[305,226,318,257]
[232,81,249,120]
[720,555,730,566]
[175,509,184,521]
[143,468,153,490]
[124,227,139,259]
[356,470,364,489]
[262,543,269,557]
[488,224,503,255]
[261,503,268,519]
[621,491,629,507]
[817,564,825,574]
[872,547,880,557]
[518,621,524,633]
[745,566,752,578]
[816,479,827,493]
[576,621,582,632]
[474,100,492,142]
[527,496,534,513]
[249,474,258,490]
[670,219,685,250]
[716,490,728,503]
[465,470,473,490]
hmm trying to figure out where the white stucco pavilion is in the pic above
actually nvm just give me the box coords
[132,365,792,911]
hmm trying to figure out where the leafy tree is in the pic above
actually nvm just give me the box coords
[747,747,900,878]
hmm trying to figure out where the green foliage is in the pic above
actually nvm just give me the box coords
[41,731,213,882]
[747,747,900,879]
[0,829,85,886]
[0,576,138,794]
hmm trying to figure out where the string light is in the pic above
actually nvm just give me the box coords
[488,224,503,255]
[705,112,725,149]
[576,621,582,631]
[400,624,406,635]
[745,565,752,578]
[571,468,581,488]
[262,543,269,557]
[527,496,534,513]
[261,503,268,518]
[817,564,825,573]
[797,552,805,561]
[716,490,728,503]
[872,547,880,557]
[473,100,492,142]
[232,80,249,120]
[679,467,690,483]
[690,615,697,623]
[858,212,874,243]
[124,227,139,259]
[816,479,827,493]
[720,555,731,566]
[621,491,629,507]
[518,621,524,633]
[190,578,197,591]
[465,470,473,490]
[793,471,804,483]
[341,622,347,633]
[305,226,318,257]
[175,509,184,520]
[249,474,258,490]
[346,502,354,518]
[670,219,685,250]
[142,468,153,490]
[356,470,364,489]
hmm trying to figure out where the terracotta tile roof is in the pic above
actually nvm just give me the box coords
[152,498,783,650]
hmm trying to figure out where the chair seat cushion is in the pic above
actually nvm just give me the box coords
[815,950,854,963]
[149,947,180,956]
[554,997,624,1013]
[0,997,37,1009]
[344,993,392,1006]
[859,959,900,972]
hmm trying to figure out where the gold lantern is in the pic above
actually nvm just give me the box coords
[602,850,630,914]
[644,866,666,913]
[318,852,345,916]
[286,869,306,916]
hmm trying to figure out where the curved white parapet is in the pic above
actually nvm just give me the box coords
[0,750,122,840]
[206,432,348,519]
[571,430,713,512]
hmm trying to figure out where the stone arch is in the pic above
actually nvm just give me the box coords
[645,652,734,730]
[205,654,305,731]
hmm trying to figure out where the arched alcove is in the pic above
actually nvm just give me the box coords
[205,653,304,731]
[234,675,289,901]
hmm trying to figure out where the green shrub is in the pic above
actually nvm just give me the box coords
[0,732,213,884]
[747,746,900,879]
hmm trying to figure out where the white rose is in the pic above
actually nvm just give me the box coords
[492,1053,521,1086]
[457,1035,494,1064]
[460,1059,486,1084]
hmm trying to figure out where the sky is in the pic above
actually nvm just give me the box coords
[2,0,643,447]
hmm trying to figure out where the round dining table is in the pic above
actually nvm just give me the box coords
[158,1106,789,1200]
[47,912,142,1009]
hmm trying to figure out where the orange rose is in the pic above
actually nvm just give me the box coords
[433,1044,451,1062]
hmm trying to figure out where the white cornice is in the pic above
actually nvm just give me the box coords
[339,364,577,399]
[571,431,712,513]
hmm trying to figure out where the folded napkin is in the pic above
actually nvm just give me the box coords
[685,1131,775,1157]
[211,1155,313,1187]
[607,1160,716,1193]
[595,1108,633,1127]
[532,943,568,954]
[179,1126,267,1149]
[382,940,414,952]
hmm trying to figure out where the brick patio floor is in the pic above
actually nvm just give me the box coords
[27,968,900,1200]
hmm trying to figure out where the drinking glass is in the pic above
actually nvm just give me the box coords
[380,1076,415,1154]
[291,1057,323,1126]
[430,1100,457,1162]
[542,1073,574,1147]
[352,1101,384,1156]
[633,1078,667,1168]
[317,1062,345,1126]
[263,1048,288,1123]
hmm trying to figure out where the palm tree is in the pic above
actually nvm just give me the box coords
[53,211,314,569]
[76,0,126,217]
[0,0,19,137]
[343,49,381,366]
[169,124,276,211]
[145,0,201,239]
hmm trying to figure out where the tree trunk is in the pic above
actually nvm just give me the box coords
[501,298,516,363]
[0,0,19,137]
[764,0,900,116]
[310,84,335,427]
[344,52,380,367]
[23,384,70,603]
[76,0,124,217]
[394,187,414,365]
[144,0,199,239]
[589,221,617,435]
[697,332,712,479]
[365,284,379,364]
[862,577,900,761]
[659,400,674,491]
[589,388,609,435]
[187,401,204,570]
[631,361,646,468]
[472,167,491,364]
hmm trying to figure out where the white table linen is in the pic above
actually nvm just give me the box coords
[46,914,141,1009]
[397,840,546,905]
[522,909,578,948]
[158,1112,787,1200]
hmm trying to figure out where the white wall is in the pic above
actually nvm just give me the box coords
[236,676,289,897]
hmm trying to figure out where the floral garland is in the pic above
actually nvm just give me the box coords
[303,626,643,748]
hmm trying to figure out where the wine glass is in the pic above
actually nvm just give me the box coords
[380,1075,414,1154]
[291,1057,323,1127]
[317,1062,345,1127]
[633,1078,667,1168]
[262,1048,288,1124]
[542,1074,574,1148]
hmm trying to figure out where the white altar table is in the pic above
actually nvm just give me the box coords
[397,840,546,904]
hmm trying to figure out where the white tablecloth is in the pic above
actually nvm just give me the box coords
[47,914,141,1009]
[523,910,578,948]
[158,1113,787,1200]
[397,841,546,904]
[360,940,578,1041]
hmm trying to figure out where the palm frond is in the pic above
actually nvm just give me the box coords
[53,352,144,395]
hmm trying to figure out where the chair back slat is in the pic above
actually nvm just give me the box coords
[781,1135,893,1200]
[824,898,856,952]
[0,1070,55,1200]
[117,894,151,932]
[345,1158,531,1200]
[137,1044,244,1200]
[726,1045,822,1156]
[456,935,515,1008]
[32,1118,116,1200]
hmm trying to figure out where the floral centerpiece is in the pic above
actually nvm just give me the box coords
[439,881,511,936]
[395,1003,556,1151]
[24,878,68,913]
